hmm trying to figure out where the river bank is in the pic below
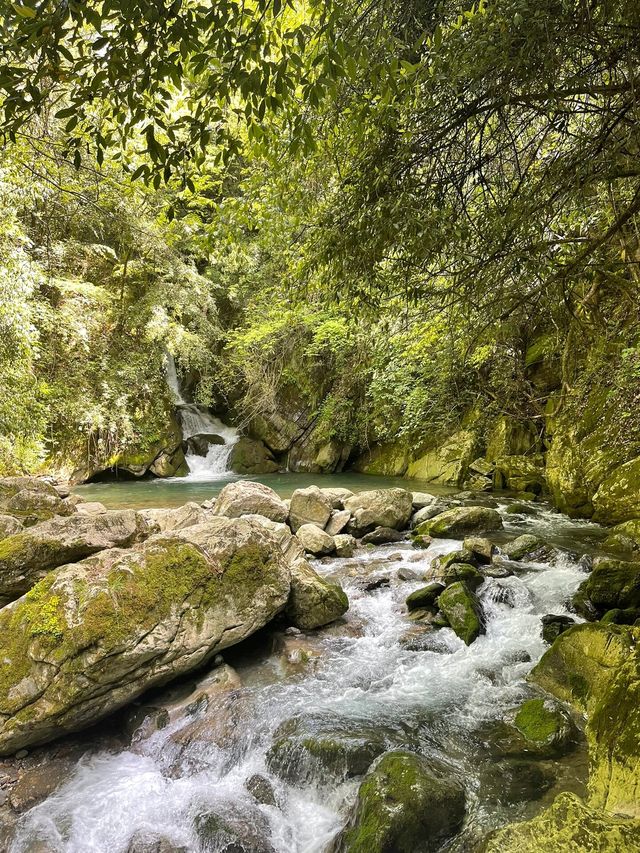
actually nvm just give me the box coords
[0,476,638,852]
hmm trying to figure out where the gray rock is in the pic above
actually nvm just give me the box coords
[411,492,439,509]
[463,536,494,564]
[0,514,23,540]
[0,517,291,754]
[344,489,413,535]
[334,534,357,558]
[213,481,288,523]
[325,509,351,536]
[289,486,332,532]
[286,558,348,629]
[411,505,445,526]
[319,487,355,509]
[361,527,405,546]
[140,502,207,532]
[295,523,335,556]
[502,534,542,561]
[0,510,149,604]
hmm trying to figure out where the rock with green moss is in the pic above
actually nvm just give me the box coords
[464,536,494,563]
[438,581,484,644]
[486,416,540,462]
[592,457,640,524]
[426,561,484,591]
[0,513,23,540]
[502,534,543,561]
[0,510,149,604]
[285,558,348,630]
[405,582,444,611]
[508,697,576,758]
[343,489,413,535]
[332,750,466,853]
[0,477,73,525]
[482,791,640,853]
[572,558,640,618]
[604,519,640,552]
[406,429,479,486]
[213,480,288,523]
[0,517,291,754]
[352,442,409,477]
[493,454,546,494]
[228,436,279,474]
[416,506,503,538]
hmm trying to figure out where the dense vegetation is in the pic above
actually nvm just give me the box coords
[1,0,640,480]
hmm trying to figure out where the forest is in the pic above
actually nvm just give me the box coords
[0,2,640,852]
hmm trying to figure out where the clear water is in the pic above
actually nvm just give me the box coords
[74,472,458,510]
[7,496,600,853]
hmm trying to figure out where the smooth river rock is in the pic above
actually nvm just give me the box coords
[344,489,413,535]
[212,481,288,523]
[415,505,503,538]
[289,485,333,532]
[0,510,149,604]
[0,517,291,754]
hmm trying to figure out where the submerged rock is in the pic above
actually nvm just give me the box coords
[415,506,502,538]
[343,489,413,535]
[213,481,288,523]
[0,510,149,604]
[332,750,465,853]
[438,581,484,644]
[488,698,577,759]
[0,517,291,754]
[127,833,188,853]
[285,559,348,630]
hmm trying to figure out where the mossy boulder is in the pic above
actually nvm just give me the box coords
[0,510,149,604]
[502,534,543,561]
[592,456,640,524]
[509,698,576,757]
[493,454,546,494]
[0,517,291,754]
[463,536,494,563]
[406,429,479,486]
[485,416,539,461]
[352,442,409,477]
[416,506,502,538]
[0,477,73,524]
[438,581,484,645]
[572,558,640,618]
[228,436,279,474]
[483,791,640,853]
[426,560,484,591]
[604,519,640,552]
[343,489,413,535]
[405,582,444,611]
[332,750,466,853]
[285,558,348,630]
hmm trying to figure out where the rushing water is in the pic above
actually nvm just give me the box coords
[7,494,601,853]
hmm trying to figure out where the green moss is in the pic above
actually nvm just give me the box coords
[437,581,483,645]
[514,699,562,744]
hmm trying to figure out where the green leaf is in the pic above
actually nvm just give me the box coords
[13,4,36,19]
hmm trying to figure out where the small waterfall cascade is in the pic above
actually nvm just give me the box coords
[164,352,239,479]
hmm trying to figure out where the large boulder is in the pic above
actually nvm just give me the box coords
[483,792,640,853]
[438,582,484,645]
[320,488,355,509]
[227,436,279,474]
[343,489,413,535]
[0,514,23,540]
[0,517,291,754]
[213,481,288,523]
[285,559,348,630]
[332,750,465,853]
[0,510,149,604]
[493,454,546,494]
[0,477,73,524]
[139,502,207,532]
[416,505,503,538]
[289,485,333,532]
[592,457,640,524]
[572,558,640,618]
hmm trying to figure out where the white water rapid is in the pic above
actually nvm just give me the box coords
[8,503,598,853]
[164,353,239,479]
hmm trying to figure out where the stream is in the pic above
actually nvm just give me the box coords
[7,488,606,853]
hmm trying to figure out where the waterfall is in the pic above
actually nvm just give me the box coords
[164,353,239,479]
